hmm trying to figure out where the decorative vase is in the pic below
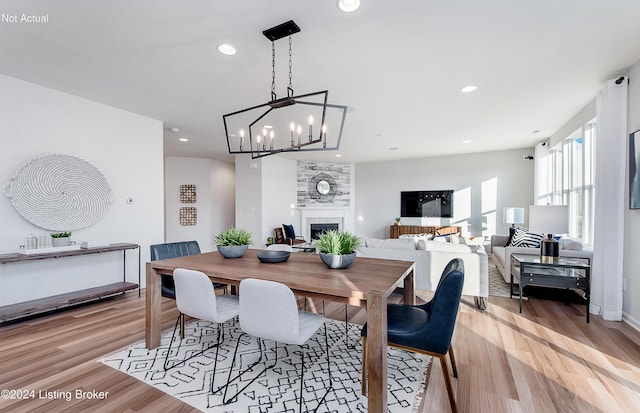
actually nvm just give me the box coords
[52,237,71,247]
[217,244,249,258]
[319,252,356,269]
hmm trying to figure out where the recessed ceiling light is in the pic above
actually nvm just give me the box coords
[532,129,541,135]
[388,147,400,151]
[337,0,360,12]
[335,154,342,158]
[169,127,180,133]
[217,44,236,56]
[179,138,189,142]
[462,140,472,144]
[461,85,478,93]
[263,125,273,129]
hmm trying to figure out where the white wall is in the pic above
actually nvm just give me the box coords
[234,155,263,246]
[0,74,164,305]
[164,157,235,252]
[624,59,640,327]
[355,148,535,239]
[261,156,298,245]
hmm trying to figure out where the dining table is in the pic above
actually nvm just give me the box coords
[145,248,416,413]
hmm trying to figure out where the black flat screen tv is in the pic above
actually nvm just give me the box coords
[401,190,454,218]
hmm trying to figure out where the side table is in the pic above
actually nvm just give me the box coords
[511,254,591,322]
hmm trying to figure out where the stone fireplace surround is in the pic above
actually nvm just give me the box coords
[299,208,352,242]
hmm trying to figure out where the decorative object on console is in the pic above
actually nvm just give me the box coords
[222,20,348,159]
[528,205,569,263]
[3,154,112,231]
[394,217,401,226]
[316,230,361,269]
[214,228,252,258]
[50,231,72,247]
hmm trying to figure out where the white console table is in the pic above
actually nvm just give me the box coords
[0,243,140,322]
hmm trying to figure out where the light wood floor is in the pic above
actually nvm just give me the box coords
[1,289,639,413]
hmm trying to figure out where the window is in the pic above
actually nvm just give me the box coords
[536,118,596,246]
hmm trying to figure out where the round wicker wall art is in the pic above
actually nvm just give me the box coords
[3,154,113,231]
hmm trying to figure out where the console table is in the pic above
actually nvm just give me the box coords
[0,243,140,322]
[389,225,461,239]
[510,254,590,322]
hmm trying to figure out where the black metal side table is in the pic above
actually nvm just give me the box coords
[510,254,591,322]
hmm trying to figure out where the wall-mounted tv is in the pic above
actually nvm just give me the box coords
[401,190,454,218]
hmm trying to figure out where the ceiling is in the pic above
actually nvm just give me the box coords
[2,0,640,164]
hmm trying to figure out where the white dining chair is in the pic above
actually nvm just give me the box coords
[164,268,239,390]
[267,243,293,252]
[217,278,332,411]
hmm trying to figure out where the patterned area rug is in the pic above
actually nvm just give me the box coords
[101,318,430,412]
[488,257,511,298]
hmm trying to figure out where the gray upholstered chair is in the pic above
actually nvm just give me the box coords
[217,278,332,410]
[164,268,239,391]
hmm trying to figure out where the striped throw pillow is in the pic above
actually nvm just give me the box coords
[508,228,544,248]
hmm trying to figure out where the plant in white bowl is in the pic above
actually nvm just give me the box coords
[315,230,361,269]
[214,228,252,258]
[51,231,72,247]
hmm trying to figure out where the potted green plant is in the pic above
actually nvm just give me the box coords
[315,230,361,269]
[214,228,252,258]
[395,217,402,226]
[51,231,72,247]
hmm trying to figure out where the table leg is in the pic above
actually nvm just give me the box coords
[519,279,523,313]
[403,266,416,305]
[366,291,388,413]
[145,262,161,349]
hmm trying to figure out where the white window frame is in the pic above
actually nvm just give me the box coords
[536,117,596,247]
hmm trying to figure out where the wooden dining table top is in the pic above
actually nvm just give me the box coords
[148,249,414,306]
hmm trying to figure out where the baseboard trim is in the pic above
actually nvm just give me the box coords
[622,311,640,332]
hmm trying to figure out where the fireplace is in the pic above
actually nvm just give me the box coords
[310,223,339,240]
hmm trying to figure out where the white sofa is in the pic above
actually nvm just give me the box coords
[490,234,592,284]
[356,237,489,309]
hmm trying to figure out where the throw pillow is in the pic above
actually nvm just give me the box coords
[509,228,544,248]
[561,237,584,251]
[282,224,295,239]
[504,226,519,246]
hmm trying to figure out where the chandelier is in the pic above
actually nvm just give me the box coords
[223,20,347,159]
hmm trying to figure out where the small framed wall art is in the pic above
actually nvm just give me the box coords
[179,207,197,226]
[180,184,196,203]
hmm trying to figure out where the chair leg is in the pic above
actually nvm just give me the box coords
[361,336,367,395]
[298,322,332,413]
[218,336,278,404]
[164,316,225,372]
[438,354,458,413]
[448,345,458,378]
[179,313,185,340]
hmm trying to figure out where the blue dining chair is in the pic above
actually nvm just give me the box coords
[361,258,464,413]
[150,241,228,338]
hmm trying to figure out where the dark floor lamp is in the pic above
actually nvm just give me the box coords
[528,205,569,263]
